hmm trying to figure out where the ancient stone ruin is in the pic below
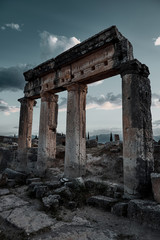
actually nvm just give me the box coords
[17,25,153,199]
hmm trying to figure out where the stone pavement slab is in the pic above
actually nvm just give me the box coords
[0,205,55,235]
[0,194,28,212]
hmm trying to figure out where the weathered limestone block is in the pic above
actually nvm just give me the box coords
[64,84,87,178]
[17,97,36,172]
[87,195,118,210]
[37,92,58,175]
[151,173,160,203]
[111,202,128,217]
[3,168,27,184]
[128,199,160,230]
[121,59,154,198]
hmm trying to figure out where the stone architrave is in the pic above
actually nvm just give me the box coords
[64,84,87,178]
[17,97,36,172]
[37,92,58,175]
[121,60,154,198]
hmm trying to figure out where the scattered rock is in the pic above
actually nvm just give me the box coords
[42,194,60,208]
[35,185,49,199]
[67,201,77,209]
[128,199,160,230]
[111,202,128,217]
[7,179,16,187]
[54,186,72,200]
[0,173,8,186]
[45,180,62,190]
[3,168,27,184]
[87,195,118,210]
[26,178,41,185]
[0,188,10,196]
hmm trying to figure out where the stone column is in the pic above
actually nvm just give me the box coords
[121,60,154,198]
[64,84,87,178]
[17,97,36,171]
[37,92,58,175]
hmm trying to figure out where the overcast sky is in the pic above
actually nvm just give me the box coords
[0,0,160,136]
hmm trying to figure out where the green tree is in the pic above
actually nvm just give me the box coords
[110,132,113,142]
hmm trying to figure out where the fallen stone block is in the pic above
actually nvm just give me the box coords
[0,194,28,212]
[111,202,128,217]
[45,180,62,190]
[35,185,49,199]
[0,173,8,187]
[0,188,10,196]
[128,199,160,230]
[7,179,16,187]
[0,205,54,235]
[3,168,27,184]
[54,186,72,200]
[87,195,118,210]
[85,179,124,198]
[151,173,160,203]
[26,178,41,185]
[27,181,44,196]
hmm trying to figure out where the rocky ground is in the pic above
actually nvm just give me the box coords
[0,143,160,239]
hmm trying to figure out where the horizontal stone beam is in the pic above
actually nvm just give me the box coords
[23,26,134,98]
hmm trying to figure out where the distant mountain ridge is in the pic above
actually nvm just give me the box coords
[90,133,160,144]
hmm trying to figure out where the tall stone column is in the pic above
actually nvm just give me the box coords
[37,92,58,175]
[17,97,36,172]
[64,84,87,178]
[121,60,154,198]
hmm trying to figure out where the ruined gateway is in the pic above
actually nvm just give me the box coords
[17,26,154,199]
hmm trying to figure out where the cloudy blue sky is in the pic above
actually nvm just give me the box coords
[0,0,160,136]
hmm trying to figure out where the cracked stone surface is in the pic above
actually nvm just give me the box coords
[0,205,55,235]
[0,194,28,212]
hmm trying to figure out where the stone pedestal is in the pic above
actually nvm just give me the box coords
[64,84,87,178]
[17,97,36,172]
[37,92,58,176]
[121,60,154,198]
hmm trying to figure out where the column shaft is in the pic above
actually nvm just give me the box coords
[121,64,154,198]
[64,84,87,178]
[17,97,35,171]
[37,92,58,175]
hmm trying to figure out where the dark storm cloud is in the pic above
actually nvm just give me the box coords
[0,65,32,92]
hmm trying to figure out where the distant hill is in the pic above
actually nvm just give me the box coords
[90,133,160,144]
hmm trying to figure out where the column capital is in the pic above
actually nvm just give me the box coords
[40,91,58,103]
[67,83,88,93]
[120,59,150,77]
[18,97,36,106]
